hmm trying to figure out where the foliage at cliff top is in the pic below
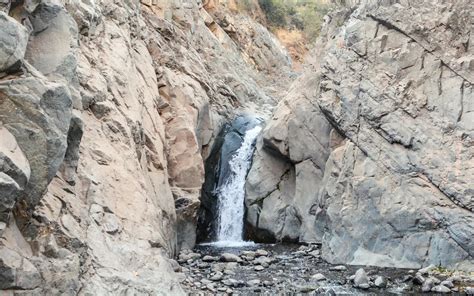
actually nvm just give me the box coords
[257,0,332,42]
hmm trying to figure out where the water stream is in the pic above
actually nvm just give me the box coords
[213,125,261,246]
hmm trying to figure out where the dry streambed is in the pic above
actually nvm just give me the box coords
[173,244,474,295]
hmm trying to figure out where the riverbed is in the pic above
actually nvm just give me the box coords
[175,243,474,295]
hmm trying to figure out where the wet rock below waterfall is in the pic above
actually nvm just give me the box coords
[178,244,474,294]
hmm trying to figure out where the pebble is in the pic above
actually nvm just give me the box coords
[422,278,435,292]
[202,255,219,262]
[353,268,369,289]
[413,273,425,285]
[241,251,256,257]
[431,285,451,293]
[418,264,435,275]
[330,265,347,271]
[209,272,223,281]
[311,273,326,281]
[247,279,261,286]
[201,279,212,285]
[440,280,454,288]
[297,284,318,292]
[308,250,320,258]
[220,253,242,262]
[224,269,235,275]
[466,287,474,295]
[254,256,273,266]
[197,262,209,268]
[447,275,462,283]
[263,280,273,286]
[222,279,238,287]
[374,276,387,288]
[242,255,255,261]
[254,265,265,271]
[256,249,269,257]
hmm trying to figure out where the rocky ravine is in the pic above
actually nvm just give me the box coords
[246,0,474,271]
[0,0,292,294]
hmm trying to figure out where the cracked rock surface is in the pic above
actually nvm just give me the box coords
[246,0,474,271]
[0,0,291,294]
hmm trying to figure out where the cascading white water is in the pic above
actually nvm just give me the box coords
[214,125,262,246]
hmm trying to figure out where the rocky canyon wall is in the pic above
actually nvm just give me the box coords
[0,0,291,294]
[246,0,474,271]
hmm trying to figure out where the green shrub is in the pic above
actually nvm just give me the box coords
[258,0,332,42]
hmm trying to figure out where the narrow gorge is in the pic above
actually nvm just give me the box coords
[0,0,473,295]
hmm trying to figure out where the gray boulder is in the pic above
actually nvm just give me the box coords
[353,268,370,289]
[220,253,242,263]
[0,12,28,73]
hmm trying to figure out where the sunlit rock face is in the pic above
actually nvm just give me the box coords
[0,0,292,294]
[246,0,474,271]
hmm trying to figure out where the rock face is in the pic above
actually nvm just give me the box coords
[0,0,291,294]
[246,0,474,271]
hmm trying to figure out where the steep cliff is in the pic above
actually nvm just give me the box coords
[246,0,474,271]
[0,0,291,294]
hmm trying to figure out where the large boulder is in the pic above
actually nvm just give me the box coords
[0,76,73,205]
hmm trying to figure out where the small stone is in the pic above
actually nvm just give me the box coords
[210,272,223,281]
[430,276,441,284]
[247,279,261,286]
[217,287,227,292]
[255,249,269,257]
[297,285,318,292]
[202,255,219,262]
[220,253,242,262]
[358,283,370,289]
[293,250,306,256]
[263,280,273,286]
[197,262,209,269]
[298,245,309,251]
[222,278,240,287]
[254,265,265,271]
[353,268,369,288]
[413,273,425,285]
[374,276,387,288]
[254,256,273,266]
[440,280,454,288]
[330,265,347,271]
[465,287,474,295]
[447,275,462,283]
[308,250,320,258]
[311,273,326,281]
[241,251,256,257]
[431,285,451,293]
[223,269,235,275]
[418,264,436,275]
[201,279,212,285]
[422,278,435,292]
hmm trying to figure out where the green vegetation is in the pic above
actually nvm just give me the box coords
[258,0,332,42]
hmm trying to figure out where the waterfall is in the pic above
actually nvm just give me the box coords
[214,125,262,245]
